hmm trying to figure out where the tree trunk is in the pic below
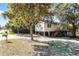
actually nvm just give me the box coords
[6,35,8,43]
[17,27,19,34]
[5,31,8,43]
[72,23,76,38]
[30,26,33,40]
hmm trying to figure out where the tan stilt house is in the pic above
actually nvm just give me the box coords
[35,16,60,36]
[35,21,59,36]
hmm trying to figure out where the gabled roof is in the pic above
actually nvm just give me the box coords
[42,15,60,25]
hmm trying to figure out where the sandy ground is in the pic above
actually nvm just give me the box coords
[0,39,49,56]
[0,34,79,56]
[0,34,79,44]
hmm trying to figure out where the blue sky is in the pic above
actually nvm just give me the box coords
[0,3,8,27]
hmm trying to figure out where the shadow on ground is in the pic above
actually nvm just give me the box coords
[32,40,79,56]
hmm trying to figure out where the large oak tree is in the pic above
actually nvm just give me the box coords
[52,3,79,37]
[4,3,51,40]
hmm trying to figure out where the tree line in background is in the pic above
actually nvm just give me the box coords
[2,3,79,40]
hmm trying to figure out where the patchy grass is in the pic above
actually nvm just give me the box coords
[0,39,33,56]
[0,39,79,56]
[0,39,48,56]
[47,41,79,56]
[0,31,15,35]
[31,40,79,56]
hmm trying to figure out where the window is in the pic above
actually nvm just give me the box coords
[47,23,51,28]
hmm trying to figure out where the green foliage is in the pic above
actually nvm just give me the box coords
[3,3,51,40]
[52,3,79,37]
[0,25,2,29]
[47,41,79,56]
[48,41,70,55]
[0,30,15,35]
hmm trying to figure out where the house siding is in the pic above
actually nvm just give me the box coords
[35,21,59,32]
[35,21,44,32]
[44,22,59,32]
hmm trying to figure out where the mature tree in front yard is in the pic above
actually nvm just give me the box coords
[52,3,79,37]
[4,3,51,40]
[2,6,25,34]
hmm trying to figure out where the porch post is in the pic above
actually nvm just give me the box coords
[38,32,39,35]
[48,31,50,37]
[44,32,45,36]
[35,31,36,34]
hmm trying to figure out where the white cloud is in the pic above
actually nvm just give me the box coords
[0,10,4,16]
